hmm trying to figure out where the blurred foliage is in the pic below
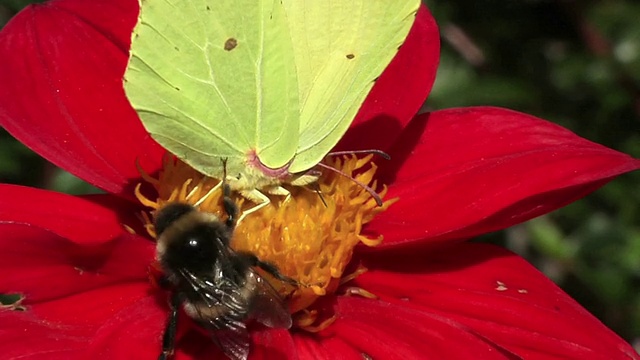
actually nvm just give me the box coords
[0,0,42,24]
[0,0,639,350]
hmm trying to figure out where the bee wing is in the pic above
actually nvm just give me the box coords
[179,269,252,359]
[209,315,251,360]
[246,270,293,329]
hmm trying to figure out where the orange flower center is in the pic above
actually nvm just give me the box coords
[135,154,395,331]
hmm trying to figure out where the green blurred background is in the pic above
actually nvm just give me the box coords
[1,0,639,351]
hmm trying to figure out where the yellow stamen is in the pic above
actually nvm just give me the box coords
[339,264,369,285]
[122,224,137,235]
[136,154,397,331]
[342,287,378,299]
[295,313,338,333]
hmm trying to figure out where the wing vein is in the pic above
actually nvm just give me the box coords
[254,2,267,150]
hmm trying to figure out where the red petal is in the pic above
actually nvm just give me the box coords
[333,297,513,360]
[336,4,440,152]
[1,285,165,360]
[28,283,151,326]
[355,243,639,359]
[0,311,93,360]
[0,184,134,244]
[371,107,640,246]
[0,224,152,304]
[294,336,364,360]
[0,223,159,357]
[0,0,164,198]
[251,328,297,360]
[88,302,298,360]
[85,296,166,360]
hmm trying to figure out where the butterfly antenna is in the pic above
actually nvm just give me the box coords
[311,183,328,208]
[327,149,390,160]
[315,162,383,206]
[221,158,229,193]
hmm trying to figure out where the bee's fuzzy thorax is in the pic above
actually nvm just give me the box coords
[155,205,228,275]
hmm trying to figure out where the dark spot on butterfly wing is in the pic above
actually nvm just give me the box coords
[346,53,355,59]
[225,38,238,51]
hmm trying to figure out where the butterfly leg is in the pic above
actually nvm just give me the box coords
[289,173,326,205]
[289,173,319,187]
[237,189,270,223]
[237,251,299,287]
[159,292,181,360]
[193,179,223,208]
[265,185,291,204]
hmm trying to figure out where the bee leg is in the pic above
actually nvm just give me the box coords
[219,157,237,227]
[159,292,181,360]
[238,251,299,287]
[221,182,238,228]
[150,273,172,291]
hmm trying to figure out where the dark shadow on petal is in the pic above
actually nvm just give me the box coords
[336,5,441,154]
[335,114,402,154]
[357,242,511,275]
[79,192,152,238]
[376,112,429,185]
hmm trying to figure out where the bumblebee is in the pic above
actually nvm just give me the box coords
[154,169,296,360]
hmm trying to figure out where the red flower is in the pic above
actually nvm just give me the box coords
[1,0,639,359]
